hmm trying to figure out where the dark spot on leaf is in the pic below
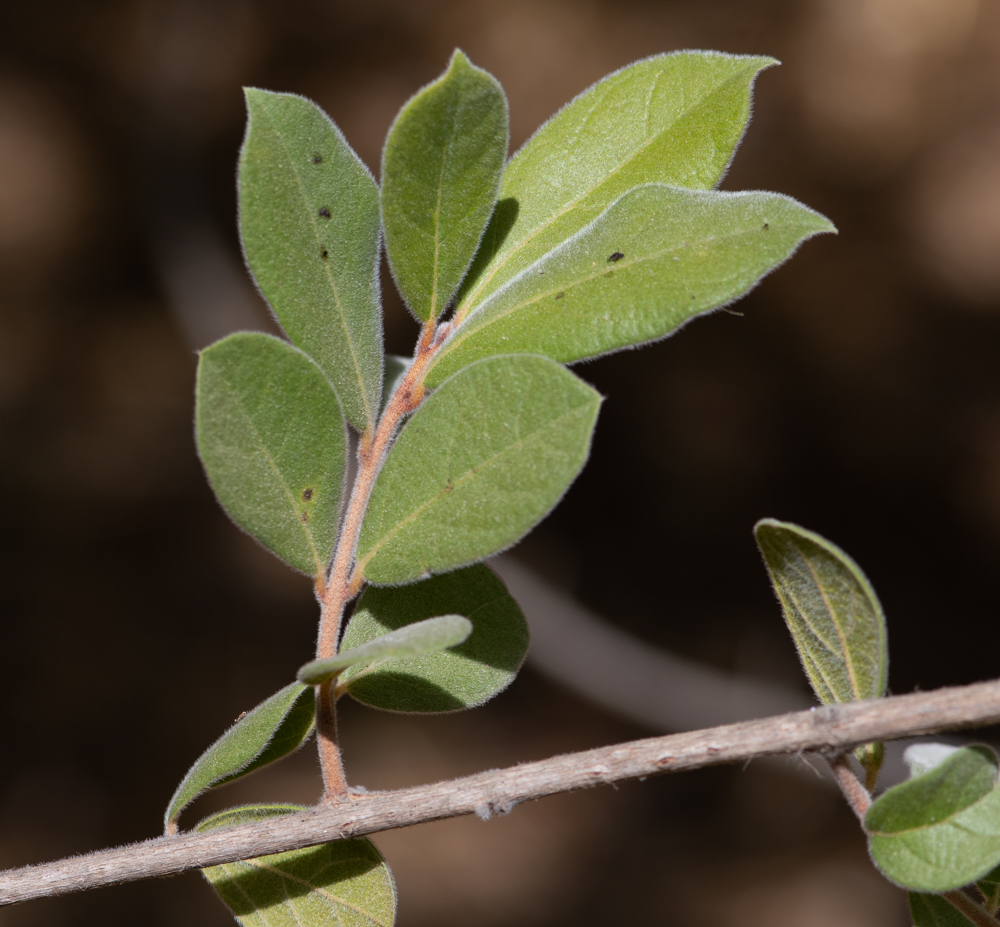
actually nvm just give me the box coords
[607,251,624,262]
[318,207,331,219]
[302,488,314,501]
[691,295,696,299]
[301,511,310,523]
[555,291,564,300]
[312,154,322,164]
[763,222,769,230]
[321,250,328,259]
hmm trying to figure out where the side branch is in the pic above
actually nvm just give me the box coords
[3,679,1000,906]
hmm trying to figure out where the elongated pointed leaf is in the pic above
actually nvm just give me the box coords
[427,185,834,385]
[381,50,508,322]
[340,563,529,712]
[754,519,887,705]
[165,684,315,832]
[199,804,395,927]
[866,746,1000,891]
[909,893,977,927]
[357,355,601,584]
[454,51,776,318]
[196,333,347,576]
[297,615,472,684]
[240,89,383,433]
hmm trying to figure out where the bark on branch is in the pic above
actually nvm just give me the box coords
[3,678,1000,907]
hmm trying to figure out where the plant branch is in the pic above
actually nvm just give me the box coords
[828,753,871,821]
[3,679,1000,907]
[943,891,1000,927]
[314,319,441,798]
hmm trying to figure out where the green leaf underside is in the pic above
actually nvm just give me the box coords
[198,804,395,927]
[427,185,833,385]
[357,355,601,584]
[240,89,382,433]
[867,747,1000,891]
[196,333,346,576]
[454,51,776,317]
[909,894,976,927]
[381,49,508,322]
[978,863,1000,914]
[165,684,315,831]
[754,518,887,705]
[341,564,529,712]
[297,615,472,684]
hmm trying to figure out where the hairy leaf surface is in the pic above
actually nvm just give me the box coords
[241,89,382,432]
[909,893,976,927]
[454,51,776,317]
[341,564,529,712]
[297,615,472,684]
[199,804,395,927]
[428,186,833,384]
[196,333,346,576]
[381,50,508,322]
[866,746,1000,891]
[754,519,887,705]
[357,355,601,584]
[165,684,314,831]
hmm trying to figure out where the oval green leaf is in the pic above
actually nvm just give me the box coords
[297,614,472,685]
[753,518,887,705]
[427,185,834,385]
[165,684,315,832]
[909,893,977,927]
[357,354,601,584]
[866,746,1000,891]
[453,51,777,318]
[196,332,347,576]
[240,88,383,433]
[381,49,508,322]
[340,563,529,712]
[198,804,395,927]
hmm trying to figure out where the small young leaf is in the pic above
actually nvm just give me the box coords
[196,332,346,576]
[909,893,977,927]
[198,804,396,927]
[753,518,887,705]
[165,684,315,832]
[240,89,383,433]
[297,614,472,685]
[380,354,412,416]
[340,563,529,712]
[427,185,834,385]
[866,746,1000,891]
[357,355,601,584]
[381,50,508,322]
[454,51,776,317]
[978,863,1000,914]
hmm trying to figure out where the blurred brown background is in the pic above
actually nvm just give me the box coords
[1,0,1000,924]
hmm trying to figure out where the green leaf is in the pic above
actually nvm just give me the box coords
[453,51,777,318]
[866,746,1000,891]
[978,863,1000,914]
[198,804,395,927]
[380,355,411,416]
[357,355,601,584]
[297,614,472,685]
[909,893,977,927]
[340,563,529,712]
[427,185,834,385]
[381,49,508,322]
[240,89,383,433]
[753,518,887,705]
[165,684,315,832]
[196,332,347,576]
